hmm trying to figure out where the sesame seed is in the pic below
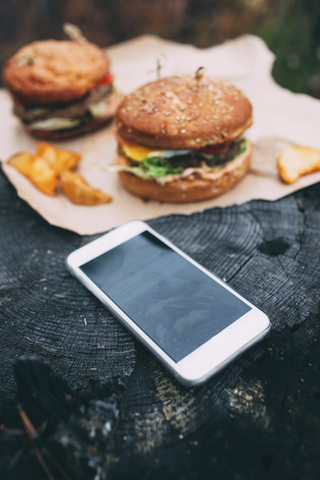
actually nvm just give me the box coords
[161,130,166,134]
[127,128,132,133]
[195,138,201,143]
[176,115,180,120]
[166,91,173,99]
[181,129,186,134]
[181,116,186,120]
[198,102,203,107]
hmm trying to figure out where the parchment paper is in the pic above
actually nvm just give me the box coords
[1,34,320,235]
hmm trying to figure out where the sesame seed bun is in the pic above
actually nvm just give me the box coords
[116,75,252,150]
[3,40,110,105]
[115,141,252,203]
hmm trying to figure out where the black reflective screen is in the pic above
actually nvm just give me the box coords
[80,231,251,362]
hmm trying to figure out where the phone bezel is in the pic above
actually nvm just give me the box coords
[66,220,271,386]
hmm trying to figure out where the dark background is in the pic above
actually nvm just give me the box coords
[1,0,320,97]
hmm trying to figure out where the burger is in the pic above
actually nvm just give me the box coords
[3,38,120,139]
[113,74,253,202]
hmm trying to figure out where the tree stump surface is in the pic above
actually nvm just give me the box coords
[0,165,320,480]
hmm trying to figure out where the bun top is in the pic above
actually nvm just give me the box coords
[116,75,253,149]
[3,40,110,105]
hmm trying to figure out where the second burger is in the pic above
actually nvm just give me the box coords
[3,34,121,139]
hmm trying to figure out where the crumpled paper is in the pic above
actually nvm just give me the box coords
[1,34,320,235]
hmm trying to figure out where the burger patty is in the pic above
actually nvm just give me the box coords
[14,83,113,123]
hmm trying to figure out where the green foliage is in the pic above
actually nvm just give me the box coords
[255,0,320,97]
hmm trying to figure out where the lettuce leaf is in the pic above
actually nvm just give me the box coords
[237,138,248,156]
[109,156,183,180]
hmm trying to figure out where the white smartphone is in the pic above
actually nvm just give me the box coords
[66,220,270,387]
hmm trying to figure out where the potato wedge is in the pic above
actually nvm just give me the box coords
[7,152,34,175]
[277,145,320,184]
[36,142,81,174]
[60,170,112,205]
[8,152,57,196]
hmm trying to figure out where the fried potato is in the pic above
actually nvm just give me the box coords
[277,145,320,184]
[60,170,112,205]
[8,152,57,196]
[36,142,81,174]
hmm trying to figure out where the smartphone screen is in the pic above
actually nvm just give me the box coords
[80,231,251,363]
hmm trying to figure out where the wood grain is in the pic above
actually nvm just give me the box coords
[0,165,320,479]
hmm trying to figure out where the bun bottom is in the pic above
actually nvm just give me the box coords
[24,115,113,140]
[116,142,252,202]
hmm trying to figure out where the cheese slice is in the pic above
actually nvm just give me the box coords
[122,143,157,162]
[121,142,191,162]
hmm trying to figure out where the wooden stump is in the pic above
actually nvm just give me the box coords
[1,166,320,479]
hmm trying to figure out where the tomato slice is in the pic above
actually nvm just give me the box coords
[198,142,229,155]
[97,72,114,86]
